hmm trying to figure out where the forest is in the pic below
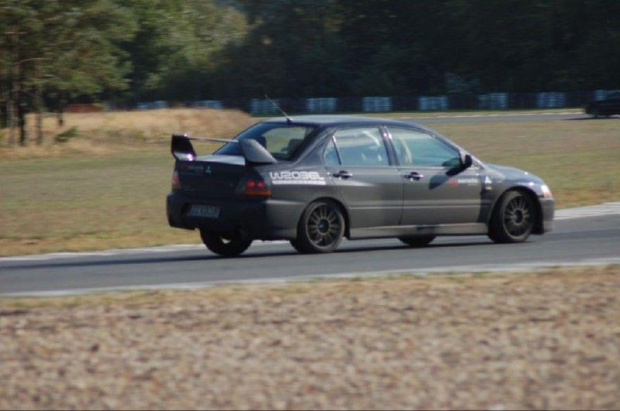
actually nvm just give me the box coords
[1,0,619,144]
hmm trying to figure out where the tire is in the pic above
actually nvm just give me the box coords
[200,229,252,257]
[398,236,435,247]
[289,239,304,253]
[294,200,345,254]
[488,190,536,244]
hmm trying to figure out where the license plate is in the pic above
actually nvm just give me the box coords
[187,205,220,219]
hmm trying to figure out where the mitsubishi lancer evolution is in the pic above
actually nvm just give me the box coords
[167,116,554,256]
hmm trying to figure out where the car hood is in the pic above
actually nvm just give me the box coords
[485,163,545,183]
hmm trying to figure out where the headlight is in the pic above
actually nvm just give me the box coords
[541,184,553,199]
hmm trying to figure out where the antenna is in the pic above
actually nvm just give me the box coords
[264,94,293,123]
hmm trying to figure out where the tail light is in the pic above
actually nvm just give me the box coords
[171,170,182,191]
[236,174,271,197]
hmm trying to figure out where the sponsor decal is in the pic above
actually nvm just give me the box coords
[449,177,479,187]
[269,171,327,186]
[457,177,479,185]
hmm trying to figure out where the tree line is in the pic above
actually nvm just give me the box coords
[2,0,619,145]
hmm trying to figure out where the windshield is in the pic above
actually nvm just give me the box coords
[216,122,317,161]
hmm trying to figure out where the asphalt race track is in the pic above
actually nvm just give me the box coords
[1,211,618,297]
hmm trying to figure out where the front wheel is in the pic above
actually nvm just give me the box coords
[200,230,252,257]
[398,236,435,247]
[294,201,345,254]
[488,191,536,243]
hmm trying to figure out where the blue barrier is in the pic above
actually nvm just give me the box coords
[536,92,566,108]
[306,98,337,113]
[362,97,392,112]
[126,90,614,114]
[418,96,448,111]
[478,93,508,109]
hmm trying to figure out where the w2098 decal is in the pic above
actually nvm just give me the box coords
[269,171,327,185]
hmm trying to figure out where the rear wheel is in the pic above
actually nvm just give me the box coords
[398,236,435,247]
[488,190,536,243]
[200,230,252,257]
[294,201,345,254]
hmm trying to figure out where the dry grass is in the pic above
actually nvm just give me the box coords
[0,108,255,158]
[1,265,618,409]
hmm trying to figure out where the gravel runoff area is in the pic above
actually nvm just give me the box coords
[1,265,618,410]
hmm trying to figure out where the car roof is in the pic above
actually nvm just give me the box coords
[264,115,424,128]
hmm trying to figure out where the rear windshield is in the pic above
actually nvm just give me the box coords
[216,122,317,161]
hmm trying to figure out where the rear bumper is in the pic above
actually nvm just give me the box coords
[166,191,300,240]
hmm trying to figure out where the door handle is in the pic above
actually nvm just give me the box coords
[403,171,423,180]
[333,170,353,179]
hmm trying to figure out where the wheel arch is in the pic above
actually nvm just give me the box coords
[488,186,544,235]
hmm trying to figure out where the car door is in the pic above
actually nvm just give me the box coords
[323,126,403,231]
[386,126,483,226]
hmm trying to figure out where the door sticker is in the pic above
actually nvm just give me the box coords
[269,171,327,185]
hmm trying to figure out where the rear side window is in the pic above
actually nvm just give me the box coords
[388,127,460,167]
[332,127,389,167]
[216,123,316,160]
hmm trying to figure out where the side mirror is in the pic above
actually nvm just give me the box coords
[460,152,473,170]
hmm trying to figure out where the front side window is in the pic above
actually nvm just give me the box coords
[333,127,389,167]
[216,122,316,160]
[323,139,341,166]
[388,127,460,167]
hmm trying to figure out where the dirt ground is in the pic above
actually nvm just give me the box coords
[1,265,618,410]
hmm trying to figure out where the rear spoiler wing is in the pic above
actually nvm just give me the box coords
[171,134,277,166]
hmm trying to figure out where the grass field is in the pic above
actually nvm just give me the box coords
[0,109,618,256]
[1,265,618,409]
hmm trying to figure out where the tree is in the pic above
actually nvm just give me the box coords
[0,0,135,146]
[119,0,248,102]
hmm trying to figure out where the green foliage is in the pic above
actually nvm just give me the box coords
[1,0,619,111]
[0,0,136,96]
[120,0,249,101]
